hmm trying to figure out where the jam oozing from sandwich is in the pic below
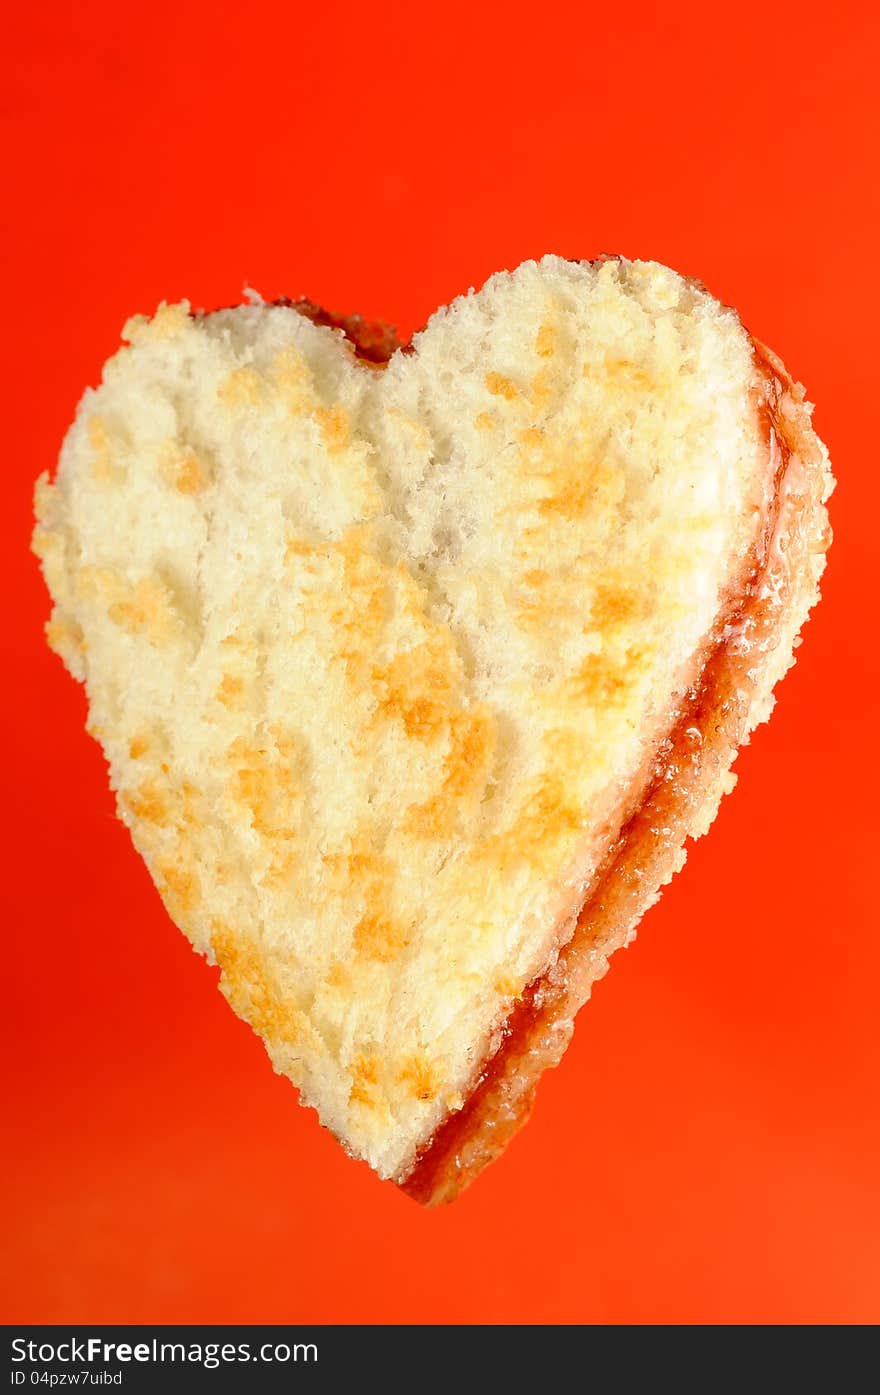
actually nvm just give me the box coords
[282,299,404,365]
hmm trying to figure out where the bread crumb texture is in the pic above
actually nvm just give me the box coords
[34,258,775,1178]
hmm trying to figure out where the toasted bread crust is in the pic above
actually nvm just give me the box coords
[399,343,831,1202]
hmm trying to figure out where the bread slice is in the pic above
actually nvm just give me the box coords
[32,256,832,1201]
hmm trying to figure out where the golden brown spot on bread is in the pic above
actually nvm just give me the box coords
[130,778,203,894]
[45,610,85,661]
[219,366,263,407]
[537,460,602,521]
[482,774,582,873]
[262,843,297,889]
[353,909,411,962]
[30,527,57,562]
[485,371,519,400]
[213,859,235,889]
[516,779,583,865]
[372,639,458,741]
[272,346,314,411]
[322,842,384,887]
[323,839,411,963]
[590,581,643,629]
[122,781,169,827]
[76,565,115,600]
[122,303,187,346]
[325,961,349,990]
[530,368,552,408]
[525,776,582,834]
[88,417,116,483]
[267,723,296,763]
[128,733,150,760]
[398,1056,442,1103]
[78,567,177,644]
[349,1053,382,1108]
[212,921,312,1048]
[599,358,653,390]
[407,706,496,840]
[283,534,317,567]
[337,556,387,675]
[162,450,207,495]
[523,568,549,589]
[442,707,496,802]
[536,323,555,357]
[215,673,245,708]
[495,974,520,999]
[314,405,349,452]
[226,736,297,839]
[156,860,199,918]
[108,577,176,643]
[568,648,643,706]
[286,529,388,674]
[475,412,495,431]
[520,427,544,449]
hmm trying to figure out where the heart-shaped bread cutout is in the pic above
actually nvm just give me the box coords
[33,257,832,1201]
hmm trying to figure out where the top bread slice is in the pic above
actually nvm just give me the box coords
[32,256,832,1194]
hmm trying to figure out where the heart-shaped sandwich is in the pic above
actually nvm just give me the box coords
[33,256,832,1202]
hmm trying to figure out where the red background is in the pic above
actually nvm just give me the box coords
[4,1,879,1325]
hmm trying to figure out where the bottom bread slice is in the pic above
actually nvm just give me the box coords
[401,343,831,1202]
